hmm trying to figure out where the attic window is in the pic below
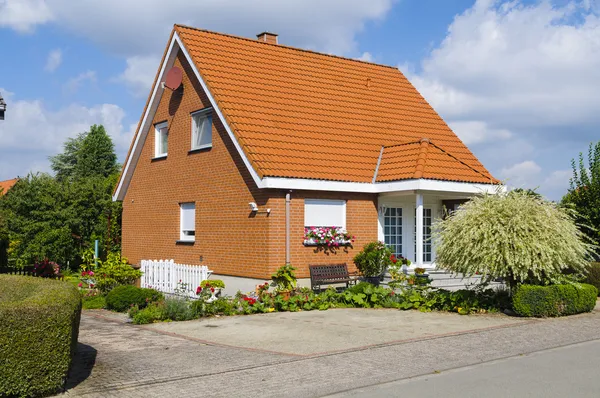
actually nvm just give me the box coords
[191,108,213,150]
[155,122,168,158]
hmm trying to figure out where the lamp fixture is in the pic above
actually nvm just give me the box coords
[249,202,271,215]
[378,205,387,216]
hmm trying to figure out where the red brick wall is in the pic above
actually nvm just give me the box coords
[122,49,379,279]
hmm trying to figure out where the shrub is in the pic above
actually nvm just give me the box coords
[82,293,105,310]
[271,264,297,292]
[0,275,82,397]
[163,297,194,321]
[353,241,393,277]
[105,285,162,312]
[131,302,165,325]
[512,283,598,317]
[95,253,142,293]
[434,189,597,289]
[200,279,225,289]
[585,262,600,295]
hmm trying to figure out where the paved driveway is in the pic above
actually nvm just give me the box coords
[60,305,600,397]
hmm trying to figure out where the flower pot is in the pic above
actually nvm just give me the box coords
[364,276,381,286]
[278,290,291,301]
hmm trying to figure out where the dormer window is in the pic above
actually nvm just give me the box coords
[191,108,213,150]
[155,122,168,157]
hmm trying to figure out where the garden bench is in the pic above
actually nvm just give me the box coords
[309,263,359,291]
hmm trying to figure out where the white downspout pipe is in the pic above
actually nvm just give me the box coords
[416,192,424,267]
[285,191,291,265]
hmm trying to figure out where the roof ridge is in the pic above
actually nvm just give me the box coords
[428,141,494,182]
[174,24,399,71]
[413,138,430,179]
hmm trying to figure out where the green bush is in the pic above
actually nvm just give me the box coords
[513,283,598,317]
[105,285,162,312]
[131,302,165,325]
[0,275,82,397]
[163,297,194,321]
[353,241,393,277]
[82,294,105,310]
[585,263,600,295]
[95,253,142,293]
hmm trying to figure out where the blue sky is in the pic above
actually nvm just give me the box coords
[1,0,599,200]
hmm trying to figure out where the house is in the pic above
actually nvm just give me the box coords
[114,25,500,285]
[0,178,18,196]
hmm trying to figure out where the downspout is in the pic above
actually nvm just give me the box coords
[285,191,291,265]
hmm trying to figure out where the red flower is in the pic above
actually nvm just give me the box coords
[390,291,395,296]
[78,282,83,288]
[196,286,202,295]
[210,287,215,293]
[390,255,397,264]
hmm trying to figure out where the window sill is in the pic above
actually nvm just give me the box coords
[151,155,168,162]
[188,145,212,154]
[176,240,195,245]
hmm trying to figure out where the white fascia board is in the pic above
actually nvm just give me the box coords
[173,32,264,190]
[261,176,501,195]
[113,32,265,201]
[113,35,180,201]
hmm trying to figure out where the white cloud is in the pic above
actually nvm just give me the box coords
[448,120,512,145]
[44,49,62,72]
[0,89,135,180]
[63,70,96,94]
[357,52,374,62]
[117,55,161,97]
[0,0,53,33]
[405,0,600,200]
[500,160,542,188]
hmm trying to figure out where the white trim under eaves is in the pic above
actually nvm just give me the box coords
[261,176,501,195]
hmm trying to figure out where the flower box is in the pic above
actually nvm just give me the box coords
[303,227,355,248]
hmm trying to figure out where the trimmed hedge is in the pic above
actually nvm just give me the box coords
[0,275,82,397]
[105,285,163,312]
[513,283,598,317]
[585,262,600,295]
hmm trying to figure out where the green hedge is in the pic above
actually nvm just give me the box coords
[513,283,598,317]
[585,262,600,295]
[105,285,163,312]
[0,275,82,397]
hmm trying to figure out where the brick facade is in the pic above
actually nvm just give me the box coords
[122,50,379,279]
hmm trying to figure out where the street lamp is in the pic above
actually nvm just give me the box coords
[0,92,6,120]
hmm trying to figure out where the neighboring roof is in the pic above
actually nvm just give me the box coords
[174,25,496,184]
[376,139,498,184]
[0,178,18,196]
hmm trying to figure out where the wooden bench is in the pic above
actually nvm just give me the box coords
[309,263,359,291]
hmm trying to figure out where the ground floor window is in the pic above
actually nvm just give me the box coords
[414,208,432,262]
[304,199,346,228]
[384,207,403,257]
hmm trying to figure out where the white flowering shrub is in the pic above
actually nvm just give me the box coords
[433,190,597,288]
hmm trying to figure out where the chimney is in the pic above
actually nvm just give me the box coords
[256,31,278,44]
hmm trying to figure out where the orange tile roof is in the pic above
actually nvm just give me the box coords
[173,25,496,184]
[376,139,498,184]
[0,178,18,196]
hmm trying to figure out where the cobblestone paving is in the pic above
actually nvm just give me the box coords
[60,308,600,397]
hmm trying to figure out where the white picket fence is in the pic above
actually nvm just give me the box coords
[140,259,212,298]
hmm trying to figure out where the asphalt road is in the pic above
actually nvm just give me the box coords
[332,339,600,398]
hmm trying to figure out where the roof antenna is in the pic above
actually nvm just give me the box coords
[161,66,183,91]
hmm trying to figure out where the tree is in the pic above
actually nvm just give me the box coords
[433,190,596,289]
[562,141,600,247]
[74,124,119,179]
[49,133,85,182]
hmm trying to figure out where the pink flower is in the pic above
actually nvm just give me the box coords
[89,271,94,276]
[78,283,83,288]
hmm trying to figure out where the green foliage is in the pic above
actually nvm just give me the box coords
[1,124,122,268]
[562,141,600,248]
[163,297,194,321]
[131,302,166,325]
[105,285,162,312]
[584,262,600,295]
[339,282,394,307]
[200,279,225,289]
[0,275,81,397]
[82,293,106,310]
[433,189,597,288]
[95,253,142,293]
[271,264,297,291]
[512,283,598,317]
[353,241,393,277]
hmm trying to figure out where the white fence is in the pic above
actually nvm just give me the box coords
[140,259,212,298]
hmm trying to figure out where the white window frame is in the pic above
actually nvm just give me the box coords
[304,199,346,228]
[154,121,168,158]
[179,202,196,242]
[191,108,213,150]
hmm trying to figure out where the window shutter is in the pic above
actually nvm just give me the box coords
[181,203,195,232]
[304,199,346,227]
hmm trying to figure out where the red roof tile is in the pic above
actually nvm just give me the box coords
[0,178,18,196]
[169,26,496,184]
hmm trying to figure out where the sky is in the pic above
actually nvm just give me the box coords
[0,0,599,200]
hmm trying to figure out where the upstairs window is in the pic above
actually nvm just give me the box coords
[180,203,196,242]
[304,199,346,228]
[191,109,213,150]
[155,122,168,157]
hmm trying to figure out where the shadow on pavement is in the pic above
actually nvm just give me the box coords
[64,343,97,391]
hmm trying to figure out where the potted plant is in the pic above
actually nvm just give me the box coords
[271,264,297,300]
[413,267,431,285]
[353,241,393,286]
[201,279,225,298]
